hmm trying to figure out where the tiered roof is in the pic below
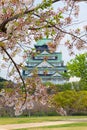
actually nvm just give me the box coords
[23,38,67,84]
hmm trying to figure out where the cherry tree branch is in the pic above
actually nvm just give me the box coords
[69,1,75,17]
[0,0,86,33]
[1,46,27,94]
[34,13,86,44]
[1,46,28,108]
[6,62,12,79]
[0,0,83,33]
[28,25,52,30]
[0,0,57,32]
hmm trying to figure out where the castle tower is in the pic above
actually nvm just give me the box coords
[22,38,67,84]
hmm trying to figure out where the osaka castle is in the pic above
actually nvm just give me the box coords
[22,38,67,84]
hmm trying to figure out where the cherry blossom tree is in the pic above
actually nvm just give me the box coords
[0,72,48,115]
[0,0,87,115]
[0,0,87,80]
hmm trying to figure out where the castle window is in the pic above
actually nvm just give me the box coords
[61,62,63,66]
[35,56,43,60]
[25,70,29,75]
[58,63,62,66]
[64,70,67,73]
[32,56,35,59]
[55,56,58,59]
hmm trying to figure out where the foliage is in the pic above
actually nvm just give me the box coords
[67,53,87,83]
[0,79,13,90]
[0,106,14,117]
[79,81,87,90]
[52,90,87,115]
[27,110,59,117]
[45,82,78,92]
[55,83,72,92]
[0,82,6,90]
[45,81,87,92]
[0,0,87,116]
[0,77,6,82]
[44,82,58,94]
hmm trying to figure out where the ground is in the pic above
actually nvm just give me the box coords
[0,118,87,130]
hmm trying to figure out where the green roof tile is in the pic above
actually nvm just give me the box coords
[36,38,52,46]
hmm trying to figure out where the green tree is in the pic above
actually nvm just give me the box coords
[52,90,87,115]
[67,53,87,83]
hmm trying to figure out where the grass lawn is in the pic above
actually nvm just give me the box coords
[0,116,87,125]
[15,122,87,130]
